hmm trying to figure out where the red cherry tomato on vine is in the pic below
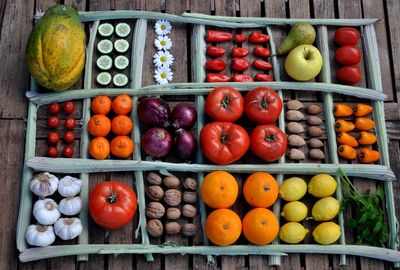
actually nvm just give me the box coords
[334,27,360,46]
[64,118,76,130]
[63,131,75,144]
[47,116,60,128]
[47,131,60,144]
[250,125,287,162]
[205,86,244,122]
[335,45,362,65]
[244,87,283,124]
[336,65,361,85]
[48,102,60,115]
[63,101,75,114]
[62,145,74,158]
[47,146,58,157]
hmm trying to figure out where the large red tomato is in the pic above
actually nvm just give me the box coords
[200,122,250,164]
[335,46,361,65]
[250,125,287,162]
[205,86,244,122]
[89,181,137,230]
[336,65,361,85]
[334,27,360,46]
[244,87,282,124]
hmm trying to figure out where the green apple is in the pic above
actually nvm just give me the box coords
[285,44,323,81]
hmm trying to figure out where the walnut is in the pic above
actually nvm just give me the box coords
[146,202,165,219]
[182,204,197,218]
[147,219,163,237]
[182,223,197,237]
[164,189,181,206]
[146,172,162,185]
[183,177,197,190]
[146,185,164,201]
[163,176,180,189]
[183,191,197,204]
[165,222,181,235]
[166,207,181,220]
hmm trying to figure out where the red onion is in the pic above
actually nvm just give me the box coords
[141,128,172,158]
[171,103,197,129]
[138,97,171,127]
[174,128,196,159]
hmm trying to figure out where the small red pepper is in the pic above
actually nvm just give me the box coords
[206,46,226,57]
[233,74,254,82]
[205,30,233,42]
[252,59,272,70]
[206,73,231,82]
[253,46,271,57]
[232,47,250,57]
[234,34,247,43]
[255,73,274,81]
[231,58,250,71]
[205,59,226,71]
[249,32,270,44]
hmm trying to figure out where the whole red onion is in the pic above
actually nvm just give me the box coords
[138,97,171,127]
[171,103,197,129]
[141,127,172,158]
[174,128,196,159]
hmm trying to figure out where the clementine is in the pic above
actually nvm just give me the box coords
[243,172,278,208]
[88,137,110,160]
[112,94,133,115]
[200,171,238,209]
[242,208,279,245]
[205,209,242,246]
[91,95,112,115]
[110,135,134,158]
[112,115,133,135]
[88,114,111,137]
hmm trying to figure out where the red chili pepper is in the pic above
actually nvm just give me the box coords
[206,73,231,82]
[205,30,233,42]
[233,74,254,82]
[206,46,226,57]
[205,59,226,71]
[249,32,270,44]
[234,34,247,43]
[252,59,272,70]
[232,47,250,57]
[253,46,271,57]
[255,73,274,81]
[231,58,250,71]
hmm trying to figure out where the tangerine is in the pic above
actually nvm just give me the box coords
[91,95,112,115]
[243,172,278,208]
[200,171,238,209]
[88,137,110,160]
[112,115,133,135]
[205,209,242,246]
[112,94,133,115]
[110,135,134,158]
[242,208,279,245]
[88,114,111,137]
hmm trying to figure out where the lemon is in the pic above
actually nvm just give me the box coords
[279,222,309,244]
[281,201,308,222]
[279,177,307,201]
[312,196,340,221]
[312,222,341,245]
[308,174,337,198]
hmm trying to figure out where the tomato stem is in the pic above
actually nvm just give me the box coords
[265,131,276,142]
[107,192,119,203]
[219,93,237,112]
[220,131,230,143]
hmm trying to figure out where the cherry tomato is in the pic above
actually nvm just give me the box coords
[48,102,60,115]
[47,146,58,157]
[47,116,60,128]
[334,27,360,46]
[335,45,362,65]
[63,131,75,144]
[205,86,244,122]
[336,65,361,85]
[250,125,287,162]
[47,131,60,144]
[244,87,283,124]
[64,117,76,130]
[63,101,75,114]
[62,145,74,158]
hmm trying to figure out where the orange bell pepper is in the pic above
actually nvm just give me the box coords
[355,117,375,131]
[358,131,377,145]
[353,103,373,117]
[334,104,353,117]
[335,119,355,132]
[338,145,357,160]
[358,148,380,163]
[337,132,358,147]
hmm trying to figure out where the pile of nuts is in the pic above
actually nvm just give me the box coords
[145,172,198,238]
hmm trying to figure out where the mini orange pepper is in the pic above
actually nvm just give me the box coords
[337,132,358,147]
[358,148,380,163]
[335,119,355,132]
[338,145,357,160]
[358,131,377,145]
[355,117,375,131]
[334,104,353,117]
[353,104,373,117]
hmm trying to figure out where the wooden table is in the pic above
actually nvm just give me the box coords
[2,0,400,269]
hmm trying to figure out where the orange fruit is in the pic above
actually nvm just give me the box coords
[110,135,134,158]
[200,171,238,209]
[112,94,133,115]
[205,209,242,246]
[112,115,133,135]
[88,137,110,160]
[243,172,279,208]
[242,208,279,245]
[91,95,112,115]
[88,114,111,137]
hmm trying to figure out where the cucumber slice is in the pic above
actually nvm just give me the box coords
[96,55,113,71]
[98,23,114,37]
[114,55,129,70]
[96,72,112,86]
[115,22,131,38]
[114,39,130,53]
[97,39,113,54]
[113,73,129,87]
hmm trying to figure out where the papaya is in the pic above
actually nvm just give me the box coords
[25,5,85,91]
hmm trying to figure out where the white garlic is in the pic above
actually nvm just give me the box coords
[30,172,59,197]
[58,197,82,216]
[33,198,61,225]
[58,176,82,197]
[54,218,82,240]
[25,224,55,247]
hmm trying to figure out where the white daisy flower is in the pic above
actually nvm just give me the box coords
[155,20,172,35]
[153,50,174,68]
[154,35,172,51]
[154,66,173,84]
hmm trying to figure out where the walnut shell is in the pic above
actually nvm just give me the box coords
[146,202,165,219]
[163,176,180,189]
[165,222,181,235]
[182,204,197,218]
[166,207,181,220]
[183,191,197,204]
[164,189,182,206]
[146,185,164,201]
[147,219,163,237]
[146,172,162,185]
[183,177,197,190]
[182,223,197,237]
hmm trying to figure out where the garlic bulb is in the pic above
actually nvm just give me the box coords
[58,176,82,197]
[30,172,59,197]
[54,218,82,240]
[58,197,82,216]
[33,198,61,225]
[25,224,55,247]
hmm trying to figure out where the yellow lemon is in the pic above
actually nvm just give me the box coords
[312,222,341,245]
[279,222,309,244]
[281,201,308,222]
[312,196,340,221]
[279,177,307,201]
[308,174,337,198]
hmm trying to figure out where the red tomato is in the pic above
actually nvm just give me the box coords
[47,131,60,144]
[250,125,287,162]
[89,181,137,230]
[335,46,362,65]
[200,122,250,164]
[63,131,75,144]
[64,117,76,130]
[47,116,60,128]
[244,87,282,124]
[47,146,58,157]
[63,101,75,114]
[62,146,74,158]
[48,102,60,115]
[336,65,361,85]
[334,27,360,46]
[205,86,244,122]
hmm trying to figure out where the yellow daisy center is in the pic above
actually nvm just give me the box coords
[161,72,167,79]
[160,56,167,62]
[161,25,167,30]
[160,40,167,46]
